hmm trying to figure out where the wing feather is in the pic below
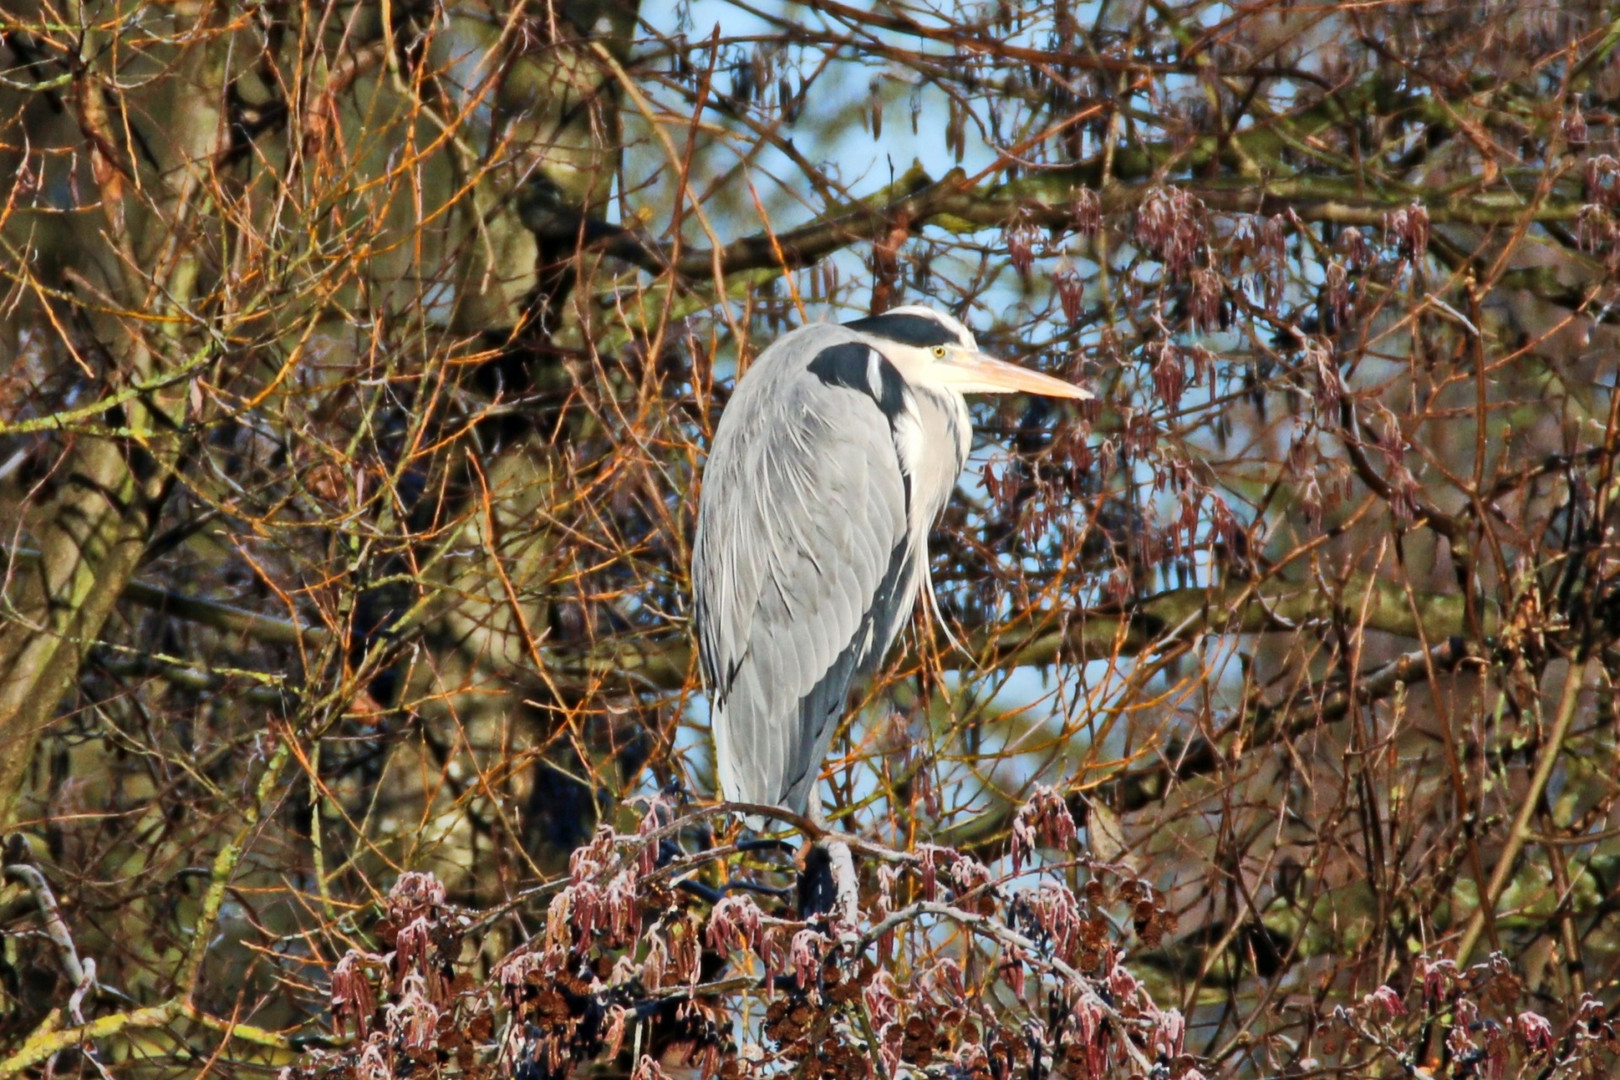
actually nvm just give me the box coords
[694,329,919,815]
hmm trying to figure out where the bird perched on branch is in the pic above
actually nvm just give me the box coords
[693,304,1091,829]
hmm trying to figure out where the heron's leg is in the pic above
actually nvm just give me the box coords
[823,838,859,926]
[795,839,860,921]
[803,787,829,838]
[796,789,859,922]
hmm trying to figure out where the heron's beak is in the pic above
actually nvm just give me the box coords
[935,350,1094,399]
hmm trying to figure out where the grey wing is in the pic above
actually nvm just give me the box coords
[694,339,920,815]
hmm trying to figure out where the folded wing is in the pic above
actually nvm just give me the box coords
[694,331,924,815]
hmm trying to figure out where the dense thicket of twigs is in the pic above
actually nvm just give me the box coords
[3,0,1620,1077]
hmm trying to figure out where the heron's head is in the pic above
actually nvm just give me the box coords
[843,304,1092,400]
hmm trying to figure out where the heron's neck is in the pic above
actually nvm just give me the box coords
[907,384,972,516]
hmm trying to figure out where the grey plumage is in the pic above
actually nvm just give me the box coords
[693,305,1089,820]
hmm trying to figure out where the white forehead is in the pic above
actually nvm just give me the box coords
[881,304,979,350]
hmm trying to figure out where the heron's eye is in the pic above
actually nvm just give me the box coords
[931,345,947,359]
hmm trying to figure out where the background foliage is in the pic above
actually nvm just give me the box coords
[3,0,1620,1076]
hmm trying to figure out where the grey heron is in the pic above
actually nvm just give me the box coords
[693,304,1092,826]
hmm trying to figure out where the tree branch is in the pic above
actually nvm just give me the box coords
[544,70,1583,284]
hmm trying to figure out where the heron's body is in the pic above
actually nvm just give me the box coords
[693,306,1088,819]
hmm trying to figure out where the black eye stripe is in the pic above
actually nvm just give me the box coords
[842,312,960,348]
